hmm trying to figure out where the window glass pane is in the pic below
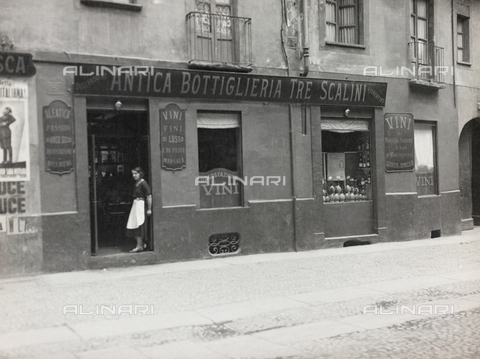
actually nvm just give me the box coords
[457,34,463,47]
[215,5,232,37]
[457,18,463,33]
[196,1,211,12]
[458,49,464,61]
[417,0,427,18]
[415,124,436,195]
[198,128,238,172]
[326,2,336,23]
[326,24,336,42]
[339,27,355,43]
[418,19,427,40]
[410,16,415,37]
[417,41,428,63]
[196,1,212,33]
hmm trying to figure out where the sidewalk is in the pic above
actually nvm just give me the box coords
[1,228,479,358]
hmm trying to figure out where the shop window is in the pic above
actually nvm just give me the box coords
[414,122,437,196]
[325,0,364,46]
[197,112,243,208]
[457,15,470,63]
[321,120,372,203]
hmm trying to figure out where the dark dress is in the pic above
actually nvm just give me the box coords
[126,180,151,238]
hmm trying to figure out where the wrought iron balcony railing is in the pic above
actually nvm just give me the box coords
[408,41,445,84]
[186,11,252,71]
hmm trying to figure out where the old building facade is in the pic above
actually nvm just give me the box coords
[0,0,477,276]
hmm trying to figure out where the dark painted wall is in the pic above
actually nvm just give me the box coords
[473,120,480,225]
[459,122,473,222]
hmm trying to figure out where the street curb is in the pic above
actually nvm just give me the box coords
[1,228,478,286]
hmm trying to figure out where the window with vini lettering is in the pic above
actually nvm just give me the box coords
[414,122,438,196]
[197,112,243,208]
[325,0,364,45]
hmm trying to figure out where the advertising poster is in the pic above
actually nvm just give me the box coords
[0,79,29,181]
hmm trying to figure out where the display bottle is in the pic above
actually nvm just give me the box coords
[366,140,370,150]
[366,155,370,168]
[359,156,364,168]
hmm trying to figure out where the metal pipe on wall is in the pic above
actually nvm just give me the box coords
[288,104,298,251]
[300,0,309,77]
[451,0,457,108]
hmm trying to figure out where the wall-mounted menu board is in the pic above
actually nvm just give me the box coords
[384,113,414,172]
[160,103,186,171]
[43,100,75,175]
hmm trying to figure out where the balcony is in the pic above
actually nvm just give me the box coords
[408,41,445,90]
[186,11,252,72]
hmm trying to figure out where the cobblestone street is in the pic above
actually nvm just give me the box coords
[1,228,479,358]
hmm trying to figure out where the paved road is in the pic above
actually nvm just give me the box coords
[0,228,479,358]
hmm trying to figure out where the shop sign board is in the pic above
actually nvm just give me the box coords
[384,113,414,172]
[160,103,186,171]
[72,65,387,107]
[0,52,36,77]
[43,100,75,175]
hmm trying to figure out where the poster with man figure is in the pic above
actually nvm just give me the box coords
[0,79,29,182]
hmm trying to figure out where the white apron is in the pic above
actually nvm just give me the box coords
[126,199,145,229]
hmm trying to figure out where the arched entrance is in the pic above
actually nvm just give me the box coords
[459,118,480,229]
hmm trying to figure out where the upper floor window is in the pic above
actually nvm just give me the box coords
[457,3,470,64]
[326,0,364,45]
[410,0,431,44]
[409,0,445,84]
[187,0,252,70]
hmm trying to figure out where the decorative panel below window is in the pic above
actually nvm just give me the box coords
[208,232,240,255]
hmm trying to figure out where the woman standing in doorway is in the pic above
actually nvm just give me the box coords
[126,167,152,252]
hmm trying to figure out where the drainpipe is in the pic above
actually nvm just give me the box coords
[300,0,309,77]
[289,104,298,251]
[451,0,457,107]
[281,0,290,76]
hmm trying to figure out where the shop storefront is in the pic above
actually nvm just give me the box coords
[68,64,388,266]
[320,108,375,238]
[1,56,464,276]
